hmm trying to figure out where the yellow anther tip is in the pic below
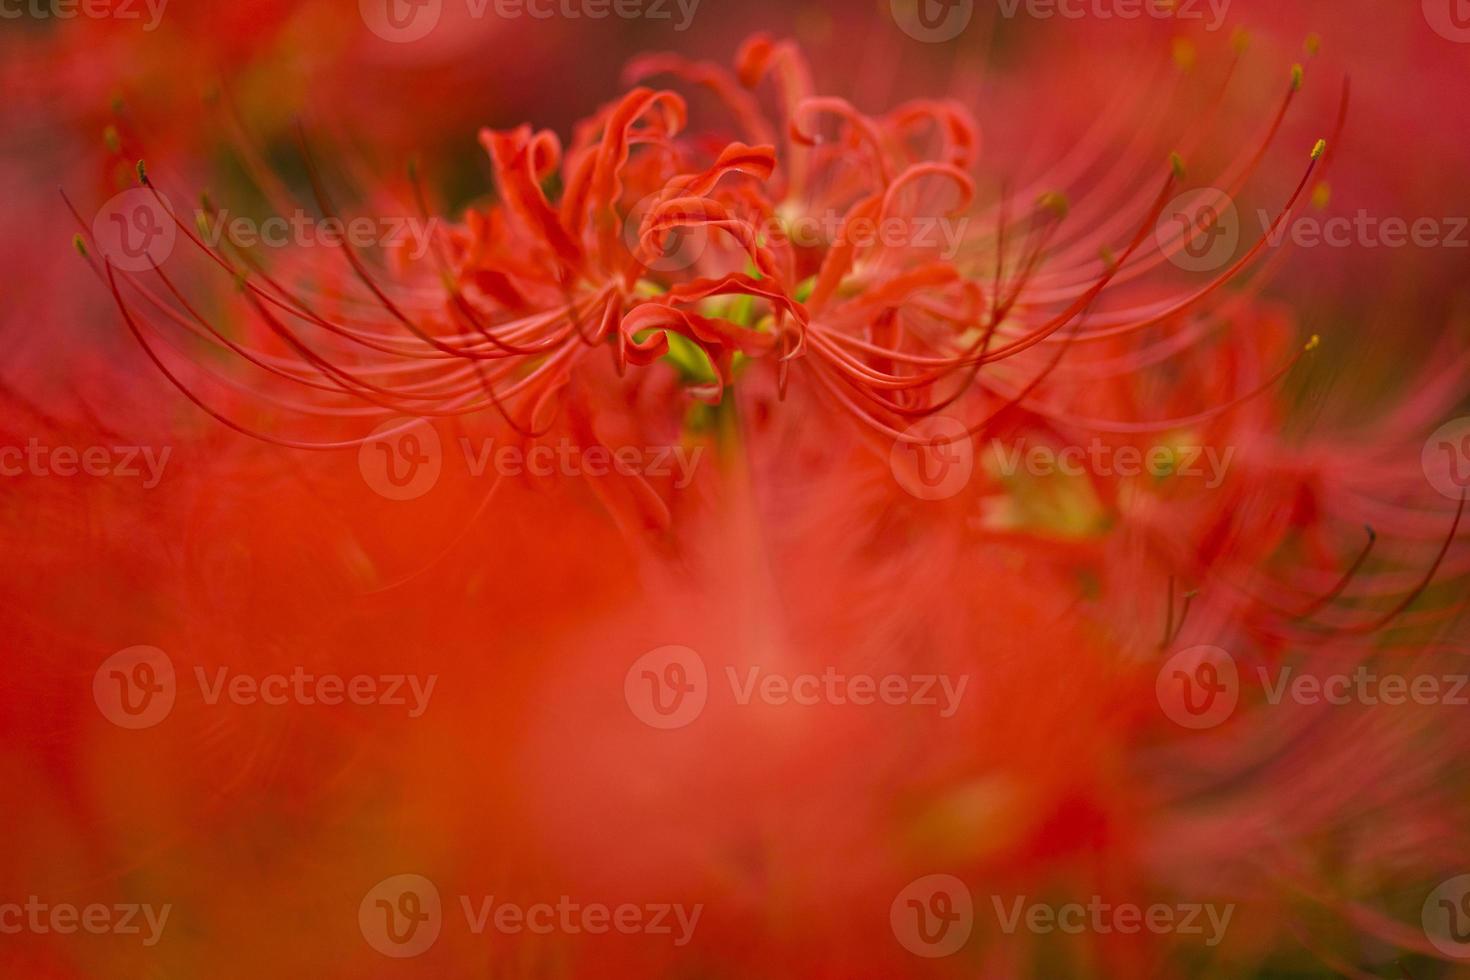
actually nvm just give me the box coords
[1036,191,1069,219]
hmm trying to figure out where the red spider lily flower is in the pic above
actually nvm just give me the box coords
[76,33,1341,520]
